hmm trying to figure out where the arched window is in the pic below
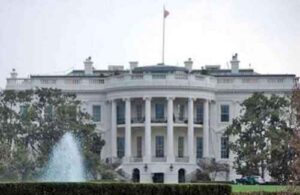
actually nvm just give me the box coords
[178,168,185,183]
[132,168,140,183]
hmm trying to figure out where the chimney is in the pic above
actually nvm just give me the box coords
[84,56,93,75]
[129,61,138,73]
[230,53,240,74]
[10,68,18,78]
[184,58,193,72]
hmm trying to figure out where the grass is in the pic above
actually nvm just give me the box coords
[232,184,292,192]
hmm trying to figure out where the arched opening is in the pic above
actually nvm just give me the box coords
[132,168,140,183]
[178,168,185,183]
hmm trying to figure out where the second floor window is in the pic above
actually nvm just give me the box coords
[177,104,184,121]
[136,104,142,121]
[155,103,164,120]
[117,137,125,158]
[92,105,101,122]
[221,136,229,159]
[221,105,230,122]
[155,136,164,157]
[196,137,203,159]
[178,136,184,158]
[196,104,203,123]
[117,103,125,123]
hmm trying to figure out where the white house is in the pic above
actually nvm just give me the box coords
[5,54,296,183]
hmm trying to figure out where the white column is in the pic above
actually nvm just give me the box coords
[144,97,151,162]
[125,98,131,161]
[203,99,209,158]
[188,97,195,163]
[167,97,174,162]
[111,100,117,158]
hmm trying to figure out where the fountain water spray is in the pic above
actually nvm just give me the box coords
[42,132,86,182]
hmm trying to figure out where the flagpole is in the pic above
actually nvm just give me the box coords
[162,6,166,65]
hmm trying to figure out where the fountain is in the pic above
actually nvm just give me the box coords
[41,132,86,182]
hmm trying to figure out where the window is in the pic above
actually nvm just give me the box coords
[117,137,125,158]
[196,137,203,159]
[178,104,184,121]
[221,105,230,122]
[155,136,164,157]
[92,105,101,122]
[221,136,229,159]
[196,104,203,123]
[136,104,142,121]
[45,105,53,119]
[178,137,184,158]
[20,105,29,119]
[136,136,142,158]
[155,103,165,120]
[117,103,125,124]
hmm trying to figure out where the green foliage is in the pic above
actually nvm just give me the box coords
[225,93,293,183]
[0,183,232,195]
[0,88,105,181]
[233,193,300,195]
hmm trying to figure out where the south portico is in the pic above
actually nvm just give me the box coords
[107,93,214,183]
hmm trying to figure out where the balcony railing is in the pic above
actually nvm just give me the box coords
[151,117,167,123]
[117,118,125,124]
[194,118,203,125]
[152,156,167,162]
[174,117,188,124]
[175,156,189,163]
[131,117,145,123]
[130,157,143,162]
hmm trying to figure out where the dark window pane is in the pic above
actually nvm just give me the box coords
[117,137,125,158]
[221,136,229,159]
[196,137,203,159]
[155,104,164,120]
[92,105,101,122]
[137,136,142,158]
[155,136,164,157]
[221,105,230,122]
[178,137,184,157]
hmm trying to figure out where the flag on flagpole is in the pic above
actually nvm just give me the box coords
[164,8,169,18]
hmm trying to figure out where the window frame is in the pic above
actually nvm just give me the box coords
[155,136,164,158]
[92,105,101,122]
[155,103,165,120]
[178,136,184,158]
[117,137,125,158]
[220,104,230,122]
[196,137,203,159]
[221,136,229,159]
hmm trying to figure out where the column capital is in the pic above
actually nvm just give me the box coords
[143,96,152,101]
[122,97,131,101]
[166,96,175,101]
[188,97,196,102]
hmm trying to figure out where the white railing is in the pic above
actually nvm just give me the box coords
[6,73,294,92]
[152,157,167,162]
[175,156,189,163]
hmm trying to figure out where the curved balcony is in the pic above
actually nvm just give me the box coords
[6,73,217,91]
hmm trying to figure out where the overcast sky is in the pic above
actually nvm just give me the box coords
[0,0,299,88]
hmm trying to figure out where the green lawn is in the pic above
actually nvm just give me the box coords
[232,185,292,192]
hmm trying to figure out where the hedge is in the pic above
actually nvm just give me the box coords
[233,193,300,195]
[0,183,231,195]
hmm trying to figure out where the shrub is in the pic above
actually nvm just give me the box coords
[0,182,231,195]
[233,193,300,195]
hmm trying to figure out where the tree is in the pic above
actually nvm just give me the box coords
[225,92,293,183]
[0,88,105,180]
[290,85,300,182]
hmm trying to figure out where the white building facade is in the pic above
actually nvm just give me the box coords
[5,54,296,183]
